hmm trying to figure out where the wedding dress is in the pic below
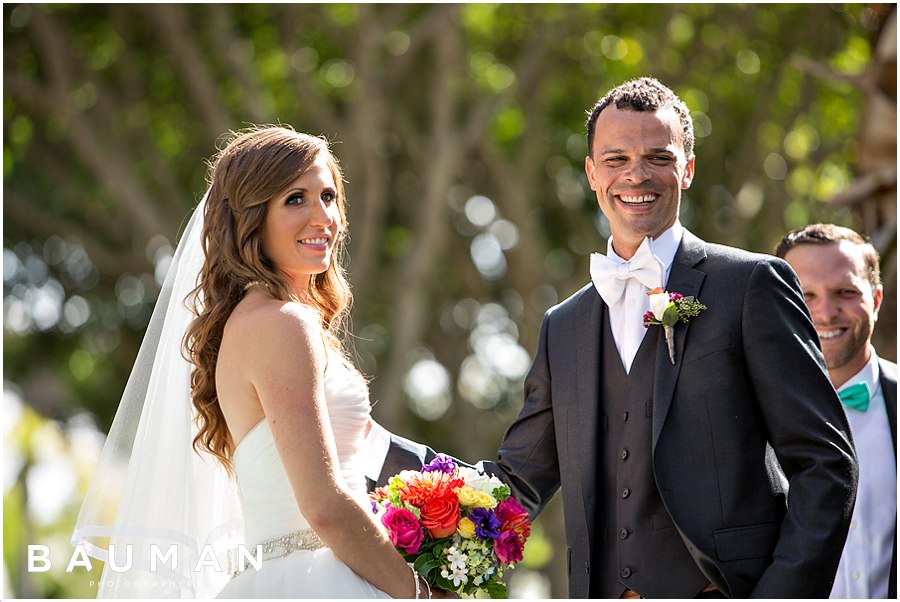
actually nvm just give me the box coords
[217,349,389,598]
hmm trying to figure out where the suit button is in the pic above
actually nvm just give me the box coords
[623,411,629,421]
[621,488,630,499]
[619,528,629,540]
[620,567,632,578]
[620,449,629,460]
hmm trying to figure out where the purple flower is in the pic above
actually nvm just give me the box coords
[469,507,501,541]
[422,453,457,474]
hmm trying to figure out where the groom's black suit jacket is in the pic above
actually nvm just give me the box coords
[380,230,857,598]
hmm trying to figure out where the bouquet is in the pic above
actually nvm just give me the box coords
[370,454,532,598]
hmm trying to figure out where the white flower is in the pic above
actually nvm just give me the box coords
[648,291,671,321]
[458,466,505,494]
[446,546,468,571]
[396,469,421,481]
[441,566,469,588]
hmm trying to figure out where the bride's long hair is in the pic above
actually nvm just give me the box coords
[184,125,352,472]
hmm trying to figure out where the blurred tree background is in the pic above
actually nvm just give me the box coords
[3,3,896,598]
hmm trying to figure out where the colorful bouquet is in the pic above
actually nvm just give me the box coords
[370,454,531,598]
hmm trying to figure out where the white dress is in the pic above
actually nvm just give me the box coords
[216,351,391,598]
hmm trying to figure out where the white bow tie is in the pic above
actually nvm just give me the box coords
[590,237,662,307]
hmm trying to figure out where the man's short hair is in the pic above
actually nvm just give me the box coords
[775,223,882,291]
[585,77,695,159]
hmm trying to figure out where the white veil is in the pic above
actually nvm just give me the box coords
[71,194,245,598]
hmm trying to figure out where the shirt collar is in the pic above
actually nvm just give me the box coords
[607,221,683,273]
[839,345,881,395]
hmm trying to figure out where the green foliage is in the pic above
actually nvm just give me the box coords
[491,484,510,502]
[484,578,508,598]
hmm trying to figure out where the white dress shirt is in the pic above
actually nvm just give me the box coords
[362,420,392,483]
[831,350,896,599]
[603,222,683,373]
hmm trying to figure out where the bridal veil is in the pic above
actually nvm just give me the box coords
[71,194,245,598]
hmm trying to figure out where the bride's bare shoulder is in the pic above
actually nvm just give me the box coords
[224,294,323,352]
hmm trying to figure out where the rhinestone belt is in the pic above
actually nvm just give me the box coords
[231,528,324,577]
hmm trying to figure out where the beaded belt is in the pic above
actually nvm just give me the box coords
[231,528,324,577]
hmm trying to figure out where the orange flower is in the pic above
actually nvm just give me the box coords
[369,485,389,502]
[419,493,461,538]
[399,471,464,508]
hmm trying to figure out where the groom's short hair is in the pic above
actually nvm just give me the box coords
[775,223,882,291]
[585,77,695,160]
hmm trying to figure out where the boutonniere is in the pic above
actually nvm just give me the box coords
[643,287,707,364]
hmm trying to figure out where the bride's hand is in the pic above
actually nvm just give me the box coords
[430,589,458,599]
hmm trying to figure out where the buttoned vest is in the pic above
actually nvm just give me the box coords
[589,314,709,598]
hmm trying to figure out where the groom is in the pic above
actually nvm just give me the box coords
[367,77,857,598]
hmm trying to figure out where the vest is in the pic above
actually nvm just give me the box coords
[589,314,709,598]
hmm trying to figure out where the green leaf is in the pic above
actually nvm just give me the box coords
[433,573,456,593]
[491,484,510,501]
[661,304,679,326]
[485,578,509,598]
[414,554,440,576]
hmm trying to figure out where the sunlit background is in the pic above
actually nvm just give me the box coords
[4,3,896,597]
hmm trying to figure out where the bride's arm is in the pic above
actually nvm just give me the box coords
[245,302,419,598]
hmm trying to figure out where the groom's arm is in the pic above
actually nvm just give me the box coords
[479,312,562,519]
[365,311,563,520]
[363,421,438,488]
[742,258,857,598]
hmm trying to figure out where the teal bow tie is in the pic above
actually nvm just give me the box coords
[839,382,870,412]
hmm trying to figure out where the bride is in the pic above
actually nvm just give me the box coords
[72,126,434,598]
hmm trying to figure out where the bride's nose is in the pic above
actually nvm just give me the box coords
[310,198,337,227]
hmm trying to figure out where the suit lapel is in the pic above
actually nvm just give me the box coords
[878,359,897,453]
[574,289,603,536]
[652,230,707,452]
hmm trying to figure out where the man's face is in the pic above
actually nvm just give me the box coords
[585,106,694,258]
[783,241,882,385]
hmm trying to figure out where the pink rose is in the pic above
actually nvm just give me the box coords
[381,506,424,554]
[493,530,524,565]
[494,497,531,538]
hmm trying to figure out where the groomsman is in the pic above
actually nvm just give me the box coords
[777,224,897,599]
[368,77,857,598]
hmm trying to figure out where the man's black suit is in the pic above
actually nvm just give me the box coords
[878,357,897,598]
[379,230,858,598]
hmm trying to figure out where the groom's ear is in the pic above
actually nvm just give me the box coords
[585,155,597,191]
[681,157,695,190]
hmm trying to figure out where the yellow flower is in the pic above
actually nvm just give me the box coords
[473,491,498,509]
[457,517,476,539]
[457,485,480,507]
